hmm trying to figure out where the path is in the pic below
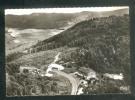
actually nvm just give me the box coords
[54,70,78,95]
[51,52,78,95]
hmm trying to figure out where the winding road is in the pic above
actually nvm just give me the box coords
[51,52,78,95]
[54,70,78,95]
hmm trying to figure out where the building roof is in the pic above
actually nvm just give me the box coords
[48,64,64,70]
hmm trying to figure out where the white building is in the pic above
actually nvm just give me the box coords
[104,73,124,80]
[48,64,64,71]
[45,63,64,77]
[86,71,97,80]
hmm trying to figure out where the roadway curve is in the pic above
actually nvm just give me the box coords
[48,52,78,95]
[54,70,78,95]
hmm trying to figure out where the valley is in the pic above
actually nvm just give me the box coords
[6,8,131,96]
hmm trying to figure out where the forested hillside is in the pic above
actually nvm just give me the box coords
[32,14,129,49]
[6,14,130,95]
[30,14,130,83]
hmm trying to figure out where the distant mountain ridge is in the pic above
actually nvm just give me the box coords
[5,8,128,29]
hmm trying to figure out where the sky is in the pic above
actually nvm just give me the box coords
[5,6,128,15]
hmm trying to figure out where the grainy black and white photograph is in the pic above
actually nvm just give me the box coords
[5,6,131,96]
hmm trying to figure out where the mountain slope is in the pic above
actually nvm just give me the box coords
[5,13,76,29]
[31,14,129,51]
[28,14,130,85]
[6,9,131,95]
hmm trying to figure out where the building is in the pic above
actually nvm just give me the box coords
[20,66,40,73]
[48,64,64,71]
[86,71,97,80]
[103,73,124,80]
[45,63,64,77]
